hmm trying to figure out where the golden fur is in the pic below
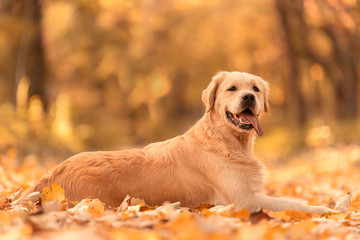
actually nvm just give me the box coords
[24,71,332,213]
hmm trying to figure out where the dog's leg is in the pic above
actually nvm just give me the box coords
[251,193,334,214]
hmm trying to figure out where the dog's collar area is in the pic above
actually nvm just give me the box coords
[226,111,253,130]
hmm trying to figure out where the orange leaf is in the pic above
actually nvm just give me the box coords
[51,184,65,202]
[234,209,250,221]
[40,184,65,203]
[85,199,105,217]
[327,213,351,221]
[40,187,51,203]
[194,203,215,212]
[250,210,272,224]
[270,210,313,222]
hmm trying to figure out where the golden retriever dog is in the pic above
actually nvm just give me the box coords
[24,71,333,213]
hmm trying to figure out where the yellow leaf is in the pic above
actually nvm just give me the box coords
[234,209,250,221]
[350,193,360,211]
[40,184,65,203]
[271,211,291,222]
[270,210,312,222]
[327,213,351,221]
[85,199,105,217]
[40,187,51,203]
[218,208,250,220]
[194,203,216,212]
[139,204,157,212]
[51,184,65,202]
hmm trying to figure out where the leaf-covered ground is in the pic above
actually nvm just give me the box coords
[1,145,360,239]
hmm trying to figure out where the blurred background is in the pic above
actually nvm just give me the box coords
[0,0,359,163]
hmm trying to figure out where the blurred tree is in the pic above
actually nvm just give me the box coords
[1,0,47,109]
[275,0,359,123]
[309,0,359,120]
[0,0,358,155]
[275,0,308,126]
[0,0,21,103]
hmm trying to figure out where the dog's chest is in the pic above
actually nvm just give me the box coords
[214,160,264,205]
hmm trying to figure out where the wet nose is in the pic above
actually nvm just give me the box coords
[242,93,255,103]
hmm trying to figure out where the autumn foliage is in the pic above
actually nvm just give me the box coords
[1,0,359,157]
[0,0,359,239]
[1,145,360,239]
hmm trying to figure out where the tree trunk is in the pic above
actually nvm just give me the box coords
[321,26,359,119]
[15,0,47,110]
[275,0,307,126]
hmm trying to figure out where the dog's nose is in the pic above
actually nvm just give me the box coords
[242,93,255,103]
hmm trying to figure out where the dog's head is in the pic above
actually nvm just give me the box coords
[202,71,270,136]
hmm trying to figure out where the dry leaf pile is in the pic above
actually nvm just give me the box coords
[1,145,360,239]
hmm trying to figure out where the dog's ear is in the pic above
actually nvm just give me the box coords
[202,71,229,112]
[260,78,270,113]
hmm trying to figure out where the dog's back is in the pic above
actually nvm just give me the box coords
[24,131,218,207]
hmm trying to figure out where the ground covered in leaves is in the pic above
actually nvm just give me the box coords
[1,145,360,239]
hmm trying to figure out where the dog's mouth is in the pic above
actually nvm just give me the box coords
[226,109,264,136]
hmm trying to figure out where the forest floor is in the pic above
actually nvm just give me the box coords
[1,144,360,239]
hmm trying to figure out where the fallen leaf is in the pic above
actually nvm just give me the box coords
[6,188,22,202]
[40,184,65,203]
[27,211,67,231]
[350,194,360,211]
[127,204,143,212]
[67,198,89,214]
[86,199,105,217]
[194,203,215,212]
[327,213,351,221]
[335,193,352,214]
[68,198,104,218]
[2,146,360,239]
[270,210,313,222]
[155,201,180,220]
[50,184,66,202]
[11,191,40,206]
[195,214,242,233]
[209,204,235,213]
[117,195,130,212]
[40,187,52,203]
[43,200,63,213]
[250,210,273,224]
[0,194,11,209]
[130,197,146,206]
[233,209,250,221]
[139,204,157,212]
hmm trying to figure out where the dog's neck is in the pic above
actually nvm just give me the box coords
[187,112,255,157]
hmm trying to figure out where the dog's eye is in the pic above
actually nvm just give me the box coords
[227,86,237,92]
[253,86,260,92]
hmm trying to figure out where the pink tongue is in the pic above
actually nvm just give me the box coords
[240,113,264,136]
